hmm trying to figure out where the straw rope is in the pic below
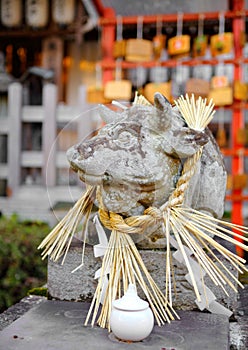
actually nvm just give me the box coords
[165,148,203,207]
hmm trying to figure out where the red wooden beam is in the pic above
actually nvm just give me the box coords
[100,58,248,69]
[101,7,116,84]
[99,10,248,26]
[231,0,245,258]
[226,195,248,201]
[222,148,248,156]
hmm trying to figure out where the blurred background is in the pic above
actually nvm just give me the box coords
[0,0,248,312]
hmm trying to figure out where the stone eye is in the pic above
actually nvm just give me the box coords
[119,131,131,142]
[115,131,137,149]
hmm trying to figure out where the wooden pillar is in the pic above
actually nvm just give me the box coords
[231,0,245,257]
[7,82,22,196]
[42,83,57,187]
[101,7,115,84]
[42,36,64,101]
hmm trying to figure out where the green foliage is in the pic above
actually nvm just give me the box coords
[0,214,51,313]
[239,271,248,285]
[28,287,48,297]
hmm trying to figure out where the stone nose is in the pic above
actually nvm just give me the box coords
[193,130,209,146]
[76,136,109,160]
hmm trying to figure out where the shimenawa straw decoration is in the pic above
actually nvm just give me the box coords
[162,94,248,302]
[38,93,248,330]
[38,185,96,264]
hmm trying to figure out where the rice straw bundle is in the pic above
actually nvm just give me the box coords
[163,206,248,301]
[174,94,215,131]
[38,185,96,264]
[85,229,178,330]
[161,94,248,301]
[166,94,215,207]
[133,91,151,106]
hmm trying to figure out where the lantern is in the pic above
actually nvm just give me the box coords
[26,0,49,28]
[52,0,75,26]
[1,0,22,27]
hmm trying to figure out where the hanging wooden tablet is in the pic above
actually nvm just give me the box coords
[126,16,153,62]
[87,86,111,104]
[236,128,247,145]
[226,174,233,190]
[193,35,208,57]
[168,35,190,56]
[234,80,248,101]
[113,16,126,59]
[168,12,190,56]
[232,150,248,190]
[211,75,229,89]
[185,78,210,99]
[210,13,233,57]
[233,173,248,190]
[87,64,110,104]
[208,87,233,106]
[144,82,171,103]
[104,60,132,101]
[104,80,132,101]
[153,16,166,60]
[126,39,153,62]
[216,109,227,147]
[193,15,208,58]
[210,33,233,57]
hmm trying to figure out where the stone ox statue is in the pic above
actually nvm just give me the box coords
[67,93,227,244]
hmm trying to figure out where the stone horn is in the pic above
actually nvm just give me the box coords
[98,104,122,124]
[152,93,173,131]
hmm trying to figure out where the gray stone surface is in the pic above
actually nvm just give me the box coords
[0,299,229,350]
[230,282,248,350]
[48,244,102,302]
[48,244,238,311]
[0,296,45,331]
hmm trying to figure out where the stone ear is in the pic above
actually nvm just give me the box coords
[154,93,172,112]
[152,93,173,131]
[98,104,122,124]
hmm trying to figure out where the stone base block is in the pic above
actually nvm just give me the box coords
[0,300,230,350]
[47,243,238,311]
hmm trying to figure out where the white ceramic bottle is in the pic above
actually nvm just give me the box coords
[110,284,154,342]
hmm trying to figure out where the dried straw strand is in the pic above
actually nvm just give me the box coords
[176,218,231,290]
[169,215,201,301]
[38,185,96,262]
[163,211,172,306]
[174,94,215,131]
[85,228,179,329]
[175,208,248,265]
[134,91,152,106]
[196,234,243,290]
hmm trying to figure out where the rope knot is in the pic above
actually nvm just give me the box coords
[144,206,163,221]
[98,208,146,234]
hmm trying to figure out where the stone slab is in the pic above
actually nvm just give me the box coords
[47,245,238,311]
[0,300,229,350]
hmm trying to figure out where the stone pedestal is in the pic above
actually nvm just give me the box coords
[47,242,238,311]
[0,300,230,350]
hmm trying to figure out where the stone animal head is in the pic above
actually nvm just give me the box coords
[67,93,208,216]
